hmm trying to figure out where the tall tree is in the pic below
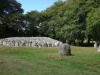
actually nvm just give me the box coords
[0,0,23,38]
[40,0,64,39]
[0,0,23,18]
[25,10,42,36]
[87,8,100,44]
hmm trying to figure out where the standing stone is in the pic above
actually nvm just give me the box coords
[59,43,71,56]
[94,42,98,48]
[98,44,100,52]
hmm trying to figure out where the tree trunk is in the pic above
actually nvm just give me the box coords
[87,36,90,45]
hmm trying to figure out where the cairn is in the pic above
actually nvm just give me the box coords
[0,37,62,48]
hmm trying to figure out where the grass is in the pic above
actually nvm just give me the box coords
[0,46,100,75]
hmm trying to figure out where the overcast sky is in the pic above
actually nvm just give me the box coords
[17,0,65,14]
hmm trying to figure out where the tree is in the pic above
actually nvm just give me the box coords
[86,8,100,44]
[25,11,42,36]
[0,0,23,38]
[40,0,64,39]
[0,0,23,18]
[59,0,100,45]
[4,13,27,37]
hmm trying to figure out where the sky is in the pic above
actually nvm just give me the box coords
[17,0,65,14]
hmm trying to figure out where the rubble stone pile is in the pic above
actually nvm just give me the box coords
[0,37,62,47]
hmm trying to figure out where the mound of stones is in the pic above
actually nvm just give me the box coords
[0,37,62,47]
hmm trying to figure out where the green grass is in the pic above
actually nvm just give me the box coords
[0,46,100,75]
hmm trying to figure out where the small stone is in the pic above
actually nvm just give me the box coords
[98,48,100,52]
[0,60,3,63]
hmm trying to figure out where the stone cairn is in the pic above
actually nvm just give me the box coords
[0,37,62,48]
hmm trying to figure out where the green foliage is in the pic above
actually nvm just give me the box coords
[0,0,23,17]
[40,1,65,39]
[0,0,100,45]
[39,0,100,45]
[26,11,42,36]
[87,8,100,42]
[0,0,24,38]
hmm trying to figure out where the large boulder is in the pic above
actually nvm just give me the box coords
[59,43,71,56]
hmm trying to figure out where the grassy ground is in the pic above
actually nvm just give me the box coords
[0,46,100,75]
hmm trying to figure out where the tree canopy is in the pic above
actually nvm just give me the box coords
[0,0,100,46]
[0,0,24,38]
[87,8,100,43]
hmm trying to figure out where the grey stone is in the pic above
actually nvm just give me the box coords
[31,42,36,47]
[94,42,98,48]
[42,42,48,47]
[2,41,6,46]
[59,43,71,56]
[98,48,100,52]
[0,37,62,47]
[15,41,19,47]
[98,44,100,52]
